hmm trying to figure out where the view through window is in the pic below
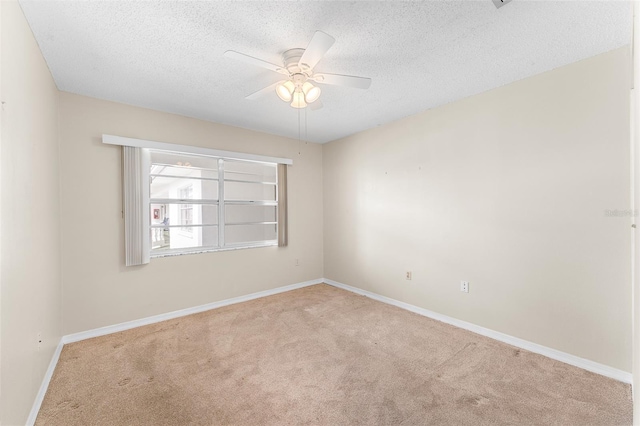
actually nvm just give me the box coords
[149,150,278,256]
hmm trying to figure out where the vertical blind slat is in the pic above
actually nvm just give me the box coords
[277,164,288,247]
[124,147,150,266]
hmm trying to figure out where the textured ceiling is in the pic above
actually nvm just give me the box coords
[19,1,631,143]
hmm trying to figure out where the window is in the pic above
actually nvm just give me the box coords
[109,134,291,266]
[148,150,279,257]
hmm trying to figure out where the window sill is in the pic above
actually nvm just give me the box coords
[150,242,278,259]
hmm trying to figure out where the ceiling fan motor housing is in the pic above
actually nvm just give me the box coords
[283,48,308,75]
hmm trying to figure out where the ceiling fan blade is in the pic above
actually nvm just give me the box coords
[224,50,287,75]
[314,73,372,89]
[309,100,323,111]
[299,31,335,70]
[246,81,284,100]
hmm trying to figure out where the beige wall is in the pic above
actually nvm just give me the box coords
[323,47,632,372]
[58,92,323,335]
[0,2,62,424]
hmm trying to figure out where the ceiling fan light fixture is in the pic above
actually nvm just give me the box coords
[276,81,295,102]
[276,86,291,102]
[291,91,307,108]
[302,82,321,103]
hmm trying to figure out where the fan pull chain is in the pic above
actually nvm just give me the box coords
[305,107,308,145]
[298,106,301,155]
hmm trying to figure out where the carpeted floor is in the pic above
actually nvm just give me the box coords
[36,284,632,425]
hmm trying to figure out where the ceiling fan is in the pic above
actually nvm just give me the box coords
[224,31,372,109]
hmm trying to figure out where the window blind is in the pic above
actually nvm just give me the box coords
[277,164,288,247]
[123,146,151,266]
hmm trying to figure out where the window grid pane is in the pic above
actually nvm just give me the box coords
[149,151,278,256]
[178,186,193,232]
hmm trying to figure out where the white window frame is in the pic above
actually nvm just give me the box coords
[148,152,279,257]
[105,134,292,265]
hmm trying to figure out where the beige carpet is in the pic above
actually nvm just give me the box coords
[36,284,631,425]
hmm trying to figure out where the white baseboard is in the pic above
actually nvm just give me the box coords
[26,338,64,426]
[323,278,632,384]
[62,278,323,344]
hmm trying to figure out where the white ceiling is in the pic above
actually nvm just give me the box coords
[19,1,631,143]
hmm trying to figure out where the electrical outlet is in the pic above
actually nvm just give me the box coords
[37,332,42,351]
[406,271,412,280]
[460,281,469,293]
[295,258,300,267]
